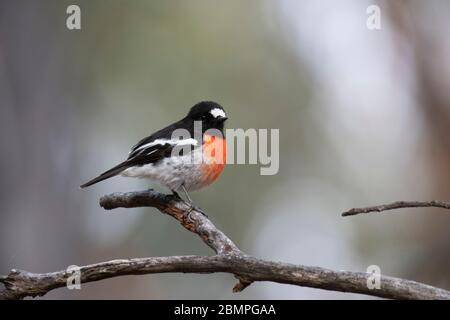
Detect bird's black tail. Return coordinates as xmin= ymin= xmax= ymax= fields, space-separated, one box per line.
xmin=80 ymin=161 xmax=129 ymax=188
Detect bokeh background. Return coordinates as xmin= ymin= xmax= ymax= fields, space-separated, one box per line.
xmin=1 ymin=0 xmax=450 ymax=299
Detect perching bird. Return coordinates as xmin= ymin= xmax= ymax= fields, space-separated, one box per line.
xmin=80 ymin=101 xmax=228 ymax=204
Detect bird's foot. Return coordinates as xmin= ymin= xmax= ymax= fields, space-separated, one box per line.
xmin=176 ymin=185 xmax=208 ymax=220
xmin=183 ymin=203 xmax=208 ymax=222
xmin=171 ymin=190 xmax=181 ymax=200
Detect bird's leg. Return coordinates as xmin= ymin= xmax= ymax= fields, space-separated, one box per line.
xmin=181 ymin=184 xmax=195 ymax=221
xmin=180 ymin=184 xmax=208 ymax=220
xmin=181 ymin=184 xmax=194 ymax=204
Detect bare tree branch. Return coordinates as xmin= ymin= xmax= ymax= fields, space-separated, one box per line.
xmin=2 ymin=254 xmax=450 ymax=300
xmin=99 ymin=190 xmax=241 ymax=255
xmin=342 ymin=200 xmax=450 ymax=217
xmin=1 ymin=189 xmax=450 ymax=300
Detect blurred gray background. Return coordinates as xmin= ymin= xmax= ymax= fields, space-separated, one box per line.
xmin=1 ymin=0 xmax=450 ymax=299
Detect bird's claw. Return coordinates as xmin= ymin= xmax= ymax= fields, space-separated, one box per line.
xmin=183 ymin=204 xmax=208 ymax=222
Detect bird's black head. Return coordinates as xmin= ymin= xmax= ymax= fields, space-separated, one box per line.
xmin=186 ymin=101 xmax=228 ymax=133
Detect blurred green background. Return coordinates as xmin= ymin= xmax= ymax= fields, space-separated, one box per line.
xmin=1 ymin=0 xmax=450 ymax=299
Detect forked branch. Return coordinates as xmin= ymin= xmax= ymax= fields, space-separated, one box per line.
xmin=1 ymin=190 xmax=449 ymax=300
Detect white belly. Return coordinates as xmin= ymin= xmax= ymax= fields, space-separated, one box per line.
xmin=121 ymin=148 xmax=207 ymax=191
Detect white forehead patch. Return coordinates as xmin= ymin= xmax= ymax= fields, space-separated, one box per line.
xmin=210 ymin=108 xmax=226 ymax=119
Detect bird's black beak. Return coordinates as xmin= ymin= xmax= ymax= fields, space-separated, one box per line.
xmin=218 ymin=117 xmax=228 ymax=122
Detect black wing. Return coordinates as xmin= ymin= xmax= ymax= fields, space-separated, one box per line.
xmin=80 ymin=116 xmax=196 ymax=188
xmin=80 ymin=139 xmax=196 ymax=188
xmin=79 ymin=142 xmax=174 ymax=188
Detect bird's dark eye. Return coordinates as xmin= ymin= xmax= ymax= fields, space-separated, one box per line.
xmin=200 ymin=115 xmax=206 ymax=120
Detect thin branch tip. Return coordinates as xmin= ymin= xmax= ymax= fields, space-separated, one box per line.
xmin=342 ymin=200 xmax=450 ymax=217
